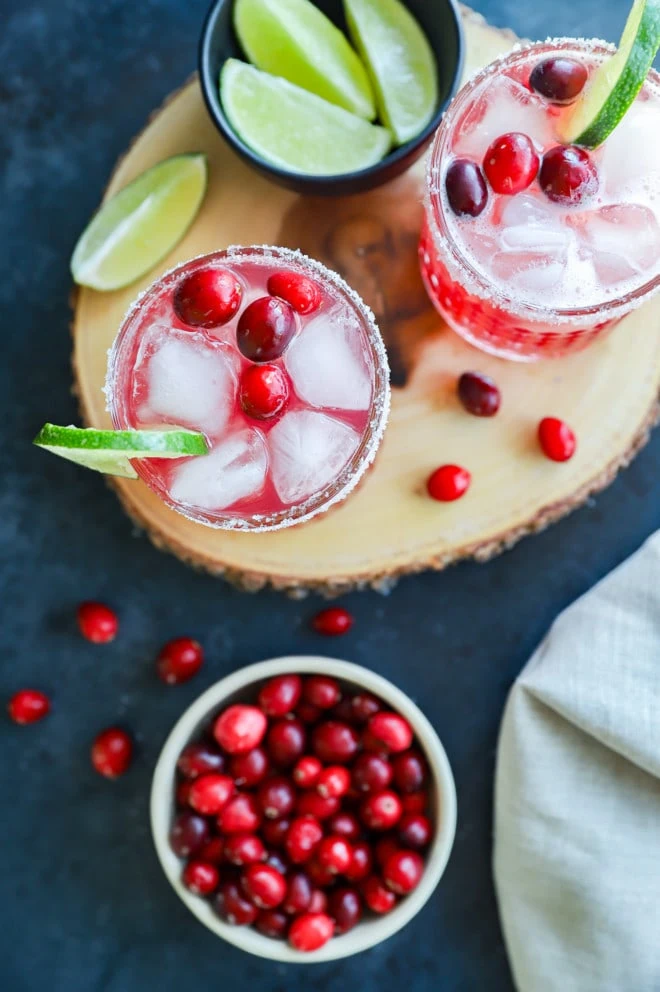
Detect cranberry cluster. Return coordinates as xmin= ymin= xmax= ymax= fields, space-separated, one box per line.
xmin=169 ymin=673 xmax=433 ymax=953
xmin=446 ymin=56 xmax=598 ymax=217
xmin=172 ymin=266 xmax=322 ymax=421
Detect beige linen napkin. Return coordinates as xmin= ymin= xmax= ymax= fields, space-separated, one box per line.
xmin=494 ymin=532 xmax=660 ymax=992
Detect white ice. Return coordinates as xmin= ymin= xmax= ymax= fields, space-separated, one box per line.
xmin=489 ymin=195 xmax=571 ymax=295
xmin=453 ymin=76 xmax=555 ymax=160
xmin=268 ymin=410 xmax=360 ymax=505
xmin=285 ymin=308 xmax=372 ymax=411
xmin=578 ymin=203 xmax=660 ymax=285
xmin=601 ymin=103 xmax=660 ymax=194
xmin=138 ymin=332 xmax=235 ymax=435
xmin=169 ymin=429 xmax=268 ymax=511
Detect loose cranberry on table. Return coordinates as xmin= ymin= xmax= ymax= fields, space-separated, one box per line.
xmin=229 ymin=746 xmax=269 ymax=788
xmin=311 ymin=607 xmax=354 ymax=637
xmin=157 ymin=638 xmax=204 ymax=685
xmin=445 ymin=159 xmax=488 ymax=217
xmin=174 ymin=267 xmax=243 ymax=328
xmin=457 ymin=371 xmax=501 ymax=417
xmin=236 ymin=296 xmax=297 ymax=362
xmin=182 ymin=860 xmax=220 ymax=897
xmin=214 ymin=704 xmax=267 ymax=754
xmin=538 ymin=417 xmax=577 ymax=462
xmin=530 ymin=57 xmax=588 ymax=104
xmin=427 ymin=464 xmax=471 ymax=502
xmin=289 ymin=912 xmax=335 ymax=952
xmin=483 ymin=132 xmax=539 ymax=195
xmin=267 ymin=270 xmax=322 ymax=315
xmin=539 ymin=145 xmax=598 ymax=205
xmin=77 ymin=601 xmax=118 ymax=643
xmin=91 ymin=727 xmax=132 ymax=778
xmin=303 ymin=674 xmax=342 ymax=708
xmin=8 ymin=689 xmax=50 ymax=725
xmin=239 ymin=364 xmax=289 ymax=421
xmin=258 ymin=674 xmax=302 ymax=718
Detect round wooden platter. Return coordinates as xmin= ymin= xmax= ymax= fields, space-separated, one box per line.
xmin=73 ymin=6 xmax=660 ymax=595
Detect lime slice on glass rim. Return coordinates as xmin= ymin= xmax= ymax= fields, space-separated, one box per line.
xmin=344 ymin=0 xmax=438 ymax=145
xmin=561 ymin=0 xmax=660 ymax=147
xmin=220 ymin=59 xmax=392 ymax=175
xmin=33 ymin=425 xmax=208 ymax=479
xmin=71 ymin=154 xmax=207 ymax=291
xmin=233 ymin=0 xmax=375 ymax=120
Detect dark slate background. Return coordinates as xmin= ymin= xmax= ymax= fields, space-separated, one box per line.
xmin=2 ymin=1 xmax=658 ymax=989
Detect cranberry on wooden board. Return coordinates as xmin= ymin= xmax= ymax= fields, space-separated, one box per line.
xmin=392 ymin=750 xmax=427 ymax=793
xmin=229 ymin=747 xmax=269 ymax=788
xmin=215 ymin=880 xmax=258 ymax=925
xmin=530 ymin=57 xmax=588 ymax=104
xmin=293 ymin=755 xmax=322 ymax=788
xmin=177 ymin=742 xmax=225 ymax=779
xmin=427 ymin=464 xmax=471 ymax=502
xmin=539 ymin=145 xmax=598 ymax=205
xmin=241 ymin=863 xmax=286 ymax=909
xmin=311 ymin=721 xmax=360 ymax=764
xmin=538 ymin=417 xmax=577 ymax=461
xmin=360 ymin=790 xmax=403 ymax=831
xmin=240 ymin=364 xmax=289 ymax=421
xmin=383 ymin=850 xmax=424 ymax=894
xmin=258 ymin=777 xmax=296 ymax=819
xmin=256 ymin=909 xmax=289 ymax=939
xmin=213 ymin=705 xmax=267 ymax=754
xmin=328 ymin=887 xmax=363 ymax=933
xmin=157 ymin=638 xmax=203 ymax=685
xmin=303 ymin=675 xmax=342 ymax=708
xmin=91 ymin=727 xmax=132 ymax=778
xmin=445 ymin=159 xmax=488 ymax=217
xmin=286 ymin=816 xmax=323 ymax=864
xmin=174 ymin=267 xmax=242 ymax=328
xmin=362 ymin=876 xmax=397 ymax=914
xmin=344 ymin=842 xmax=373 ymax=882
xmin=367 ymin=712 xmax=413 ymax=753
xmin=77 ymin=602 xmax=118 ymax=643
xmin=311 ymin=607 xmax=354 ymax=637
xmin=352 ymin=752 xmax=393 ymax=794
xmin=457 ymin=371 xmax=501 ymax=417
xmin=289 ymin=912 xmax=335 ymax=952
xmin=267 ymin=270 xmax=322 ymax=315
xmin=182 ymin=860 xmax=219 ymax=896
xmin=483 ymin=132 xmax=539 ymax=195
xmin=169 ymin=812 xmax=210 ymax=859
xmin=188 ymin=773 xmax=234 ymax=815
xmin=218 ymin=793 xmax=262 ymax=834
xmin=258 ymin=674 xmax=302 ymax=717
xmin=237 ymin=296 xmax=296 ymax=362
xmin=7 ymin=689 xmax=50 ymax=724
xmin=224 ymin=833 xmax=266 ymax=866
xmin=296 ymin=791 xmax=340 ymax=820
xmin=267 ymin=718 xmax=306 ymax=767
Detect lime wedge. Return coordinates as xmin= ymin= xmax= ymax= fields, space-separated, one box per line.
xmin=71 ymin=154 xmax=207 ymax=291
xmin=234 ymin=0 xmax=375 ymax=120
xmin=344 ymin=0 xmax=438 ymax=145
xmin=560 ymin=0 xmax=660 ymax=147
xmin=220 ymin=60 xmax=392 ymax=175
xmin=33 ymin=424 xmax=208 ymax=479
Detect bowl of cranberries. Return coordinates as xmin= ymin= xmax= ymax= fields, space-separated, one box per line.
xmin=151 ymin=656 xmax=456 ymax=961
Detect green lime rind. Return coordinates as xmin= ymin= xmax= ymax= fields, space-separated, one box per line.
xmin=233 ymin=0 xmax=376 ymax=120
xmin=71 ymin=153 xmax=208 ymax=292
xmin=33 ymin=424 xmax=209 ymax=479
xmin=344 ymin=0 xmax=438 ymax=146
xmin=562 ymin=0 xmax=660 ymax=147
xmin=220 ymin=59 xmax=392 ymax=176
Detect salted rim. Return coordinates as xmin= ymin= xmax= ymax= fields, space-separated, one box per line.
xmin=425 ymin=38 xmax=660 ymax=326
xmin=105 ymin=245 xmax=391 ymax=532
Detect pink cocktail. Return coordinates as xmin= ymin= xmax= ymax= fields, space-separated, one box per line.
xmin=420 ymin=40 xmax=660 ymax=360
xmin=106 ymin=247 xmax=390 ymax=530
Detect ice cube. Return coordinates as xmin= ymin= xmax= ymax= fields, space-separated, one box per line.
xmin=285 ymin=309 xmax=372 ymax=411
xmin=169 ymin=429 xmax=267 ymax=512
xmin=453 ymin=76 xmax=554 ymax=160
xmin=489 ymin=194 xmax=571 ymax=296
xmin=138 ymin=332 xmax=235 ymax=435
xmin=601 ymin=103 xmax=660 ymax=193
xmin=577 ymin=203 xmax=660 ymax=284
xmin=268 ymin=410 xmax=360 ymax=505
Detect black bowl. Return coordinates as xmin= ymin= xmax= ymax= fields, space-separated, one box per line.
xmin=199 ymin=0 xmax=464 ymax=196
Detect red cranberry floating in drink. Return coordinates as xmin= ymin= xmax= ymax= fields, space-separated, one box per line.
xmin=289 ymin=912 xmax=335 ymax=952
xmin=538 ymin=417 xmax=577 ymax=461
xmin=237 ymin=296 xmax=296 ymax=363
xmin=367 ymin=712 xmax=413 ymax=753
xmin=215 ymin=879 xmax=258 ymax=926
xmin=457 ymin=372 xmax=501 ymax=417
xmin=539 ymin=145 xmax=598 ymax=205
xmin=383 ymin=850 xmax=424 ymax=895
xmin=445 ymin=159 xmax=488 ymax=217
xmin=312 ymin=721 xmax=360 ymax=764
xmin=241 ymin=863 xmax=287 ymax=909
xmin=258 ymin=674 xmax=302 ymax=718
xmin=303 ymin=674 xmax=342 ymax=708
xmin=182 ymin=860 xmax=220 ymax=896
xmin=8 ymin=689 xmax=50 ymax=725
xmin=77 ymin=601 xmax=118 ymax=643
xmin=239 ymin=364 xmax=289 ymax=421
xmin=170 ymin=812 xmax=210 ymax=858
xmin=427 ymin=464 xmax=471 ymax=502
xmin=360 ymin=790 xmax=403 ymax=830
xmin=311 ymin=608 xmax=355 ymax=637
xmin=214 ymin=705 xmax=267 ymax=754
xmin=529 ymin=57 xmax=588 ymax=104
xmin=188 ymin=773 xmax=234 ymax=815
xmin=328 ymin=887 xmax=363 ymax=933
xmin=267 ymin=270 xmax=322 ymax=315
xmin=229 ymin=747 xmax=269 ymax=788
xmin=286 ymin=816 xmax=324 ymax=864
xmin=483 ymin=132 xmax=539 ymax=195
xmin=174 ymin=267 xmax=243 ymax=328
xmin=177 ymin=742 xmax=225 ymax=779
xmin=157 ymin=637 xmax=204 ymax=685
xmin=362 ymin=875 xmax=397 ymax=914
xmin=91 ymin=727 xmax=132 ymax=778
xmin=293 ymin=755 xmax=322 ymax=788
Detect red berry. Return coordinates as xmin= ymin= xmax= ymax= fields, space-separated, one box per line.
xmin=374 ymin=835 xmax=400 ymax=868
xmin=483 ymin=132 xmax=539 ymax=195
xmin=198 ymin=837 xmax=225 ymax=865
xmin=265 ymin=850 xmax=289 ymax=876
xmin=367 ymin=712 xmax=413 ymax=753
xmin=236 ymin=296 xmax=296 ymax=362
xmin=360 ymin=790 xmax=403 ymax=831
xmin=303 ymin=674 xmax=342 ymax=708
xmin=188 ymin=773 xmax=234 ymax=815
xmin=296 ymin=791 xmax=340 ymax=820
xmin=296 ymin=701 xmax=322 ymax=724
xmin=383 ymin=850 xmax=424 ymax=895
xmin=267 ymin=270 xmax=322 ymax=315
xmin=328 ymin=887 xmax=363 ymax=934
xmin=539 ymin=145 xmax=598 ymax=205
xmin=286 ymin=816 xmax=323 ymax=864
xmin=538 ymin=417 xmax=577 ymax=462
xmin=77 ymin=602 xmax=118 ymax=643
xmin=427 ymin=464 xmax=471 ymax=502
xmin=8 ymin=689 xmax=50 ymax=725
xmin=289 ymin=912 xmax=334 ymax=952
xmin=239 ymin=364 xmax=289 ymax=421
xmin=352 ymin=752 xmax=393 ymax=794
xmin=392 ymin=751 xmax=427 ymax=793
xmin=306 ymin=855 xmax=337 ymax=888
xmin=229 ymin=746 xmax=269 ymax=788
xmin=308 ymin=889 xmax=328 ymax=913
xmin=213 ymin=705 xmax=267 ymax=754
xmin=215 ymin=879 xmax=258 ymax=925
xmin=350 ymin=692 xmax=381 ymax=724
xmin=256 ymin=908 xmax=289 ymax=938
xmin=174 ymin=267 xmax=242 ymax=328
xmin=241 ymin=863 xmax=286 ymax=909
xmin=258 ymin=776 xmax=297 ymax=819
xmin=445 ymin=159 xmax=488 ymax=217
xmin=169 ymin=812 xmax=210 ymax=858
xmin=362 ymin=876 xmax=397 ymax=914
xmin=312 ymin=721 xmax=360 ymax=764
xmin=311 ymin=608 xmax=354 ymax=637
xmin=332 ymin=696 xmax=356 ymax=722
xmin=398 ymin=813 xmax=433 ymax=849
xmin=182 ymin=860 xmax=219 ymax=896
xmin=317 ymin=765 xmax=350 ymax=799
xmin=402 ymin=791 xmax=428 ymax=815
xmin=530 ymin=57 xmax=588 ymax=104
xmin=91 ymin=727 xmax=132 ymax=778
xmin=328 ymin=811 xmax=361 ymax=843
xmin=157 ymin=638 xmax=203 ymax=685
xmin=266 ymin=718 xmax=306 ymax=767
xmin=262 ymin=817 xmax=291 ymax=848
xmin=223 ymin=833 xmax=266 ymax=866
xmin=258 ymin=674 xmax=302 ymax=717
xmin=177 ymin=742 xmax=225 ymax=779
xmin=457 ymin=371 xmax=501 ymax=417
xmin=282 ymin=871 xmax=313 ymax=914
xmin=344 ymin=841 xmax=373 ymax=882
xmin=293 ymin=755 xmax=322 ymax=788
xmin=217 ymin=792 xmax=262 ymax=834
xmin=316 ymin=836 xmax=352 ymax=875
xmin=176 ymin=780 xmax=192 ymax=808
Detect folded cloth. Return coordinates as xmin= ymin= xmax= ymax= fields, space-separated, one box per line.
xmin=494 ymin=532 xmax=660 ymax=992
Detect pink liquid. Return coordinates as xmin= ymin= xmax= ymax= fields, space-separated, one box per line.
xmin=106 ymin=247 xmax=390 ymax=531
xmin=421 ymin=40 xmax=660 ymax=360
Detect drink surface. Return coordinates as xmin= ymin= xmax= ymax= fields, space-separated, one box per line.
xmin=106 ymin=248 xmax=388 ymax=530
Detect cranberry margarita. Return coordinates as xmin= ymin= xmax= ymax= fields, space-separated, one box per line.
xmin=106 ymin=247 xmax=389 ymax=530
xmin=420 ymin=40 xmax=660 ymax=360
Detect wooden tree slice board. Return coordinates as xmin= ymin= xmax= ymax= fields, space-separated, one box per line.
xmin=73 ymin=6 xmax=660 ymax=595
